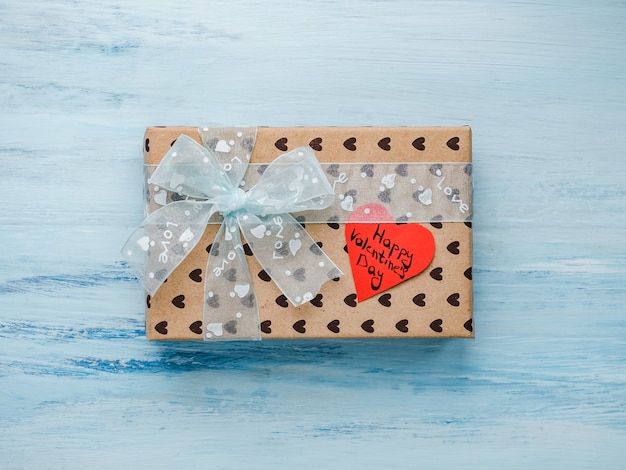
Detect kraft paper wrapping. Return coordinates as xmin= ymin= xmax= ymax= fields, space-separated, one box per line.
xmin=141 ymin=126 xmax=473 ymax=340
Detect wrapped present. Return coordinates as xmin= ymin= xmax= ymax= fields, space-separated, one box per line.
xmin=123 ymin=126 xmax=473 ymax=340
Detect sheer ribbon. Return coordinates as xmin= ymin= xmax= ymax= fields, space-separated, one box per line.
xmin=123 ymin=128 xmax=342 ymax=340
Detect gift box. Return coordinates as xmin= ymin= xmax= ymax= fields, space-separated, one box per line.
xmin=125 ymin=126 xmax=473 ymax=340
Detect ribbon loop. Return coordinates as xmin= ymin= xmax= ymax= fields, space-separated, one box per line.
xmin=244 ymin=147 xmax=336 ymax=215
xmin=149 ymin=134 xmax=232 ymax=200
xmin=123 ymin=200 xmax=214 ymax=296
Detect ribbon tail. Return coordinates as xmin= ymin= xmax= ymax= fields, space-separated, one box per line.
xmin=203 ymin=216 xmax=261 ymax=341
xmin=121 ymin=201 xmax=214 ymax=295
xmin=239 ymin=213 xmax=343 ymax=307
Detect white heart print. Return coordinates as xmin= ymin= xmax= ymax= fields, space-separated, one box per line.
xmin=249 ymin=224 xmax=267 ymax=239
xmin=381 ymin=173 xmax=396 ymax=189
xmin=418 ymin=188 xmax=433 ymax=205
xmin=340 ymin=195 xmax=354 ymax=212
xmin=289 ymin=238 xmax=302 ymax=256
xmin=154 ymin=190 xmax=167 ymax=206
xmin=178 ymin=228 xmax=194 ymax=243
xmin=215 ymin=140 xmax=231 ymax=153
xmin=206 ymin=323 xmax=224 ymax=337
xmin=234 ymin=284 xmax=250 ymax=298
xmin=136 ymin=236 xmax=151 ymax=251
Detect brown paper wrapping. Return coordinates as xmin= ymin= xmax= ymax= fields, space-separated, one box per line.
xmin=142 ymin=126 xmax=473 ymax=340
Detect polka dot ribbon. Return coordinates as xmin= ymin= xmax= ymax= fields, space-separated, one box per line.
xmin=122 ymin=128 xmax=342 ymax=340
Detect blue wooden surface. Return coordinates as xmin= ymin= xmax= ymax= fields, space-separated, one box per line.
xmin=1 ymin=1 xmax=625 ymax=468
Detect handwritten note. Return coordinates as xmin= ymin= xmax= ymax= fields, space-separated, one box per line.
xmin=345 ymin=204 xmax=435 ymax=302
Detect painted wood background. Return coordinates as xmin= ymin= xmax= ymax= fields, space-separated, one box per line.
xmin=1 ymin=0 xmax=625 ymax=468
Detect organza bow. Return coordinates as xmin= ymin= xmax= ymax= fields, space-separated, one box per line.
xmin=122 ymin=130 xmax=342 ymax=340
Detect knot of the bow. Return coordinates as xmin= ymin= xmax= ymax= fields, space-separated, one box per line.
xmin=215 ymin=187 xmax=248 ymax=217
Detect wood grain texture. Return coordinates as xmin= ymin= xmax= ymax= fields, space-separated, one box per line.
xmin=1 ymin=0 xmax=625 ymax=468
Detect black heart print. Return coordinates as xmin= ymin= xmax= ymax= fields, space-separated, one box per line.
xmin=361 ymin=319 xmax=375 ymax=333
xmin=275 ymin=294 xmax=289 ymax=308
xmin=309 ymin=137 xmax=323 ymax=151
xmin=395 ymin=319 xmax=409 ymax=333
xmin=430 ymin=319 xmax=443 ymax=333
xmin=275 ymin=137 xmax=288 ymax=151
xmin=155 ymin=321 xmax=168 ymax=335
xmin=310 ymin=294 xmax=323 ymax=307
xmin=293 ymin=319 xmax=306 ymax=334
xmin=446 ymin=137 xmax=460 ymax=150
xmin=261 ymin=320 xmax=272 ymax=334
xmin=327 ymin=320 xmax=340 ymax=333
xmin=343 ymin=137 xmax=357 ymax=151
xmin=430 ymin=267 xmax=443 ymax=281
xmin=189 ymin=268 xmax=202 ymax=282
xmin=412 ymin=137 xmax=425 ymax=151
xmin=378 ymin=293 xmax=391 ymax=307
xmin=447 ymin=241 xmax=460 ymax=255
xmin=172 ymin=295 xmax=185 ymax=309
xmin=378 ymin=137 xmax=391 ymax=151
xmin=412 ymin=293 xmax=426 ymax=307
xmin=189 ymin=321 xmax=202 ymax=335
xmin=344 ymin=293 xmax=357 ymax=307
xmin=447 ymin=293 xmax=460 ymax=307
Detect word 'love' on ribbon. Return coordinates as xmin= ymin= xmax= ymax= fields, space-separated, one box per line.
xmin=122 ymin=128 xmax=343 ymax=340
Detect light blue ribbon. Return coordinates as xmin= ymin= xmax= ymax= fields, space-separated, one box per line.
xmin=122 ymin=129 xmax=342 ymax=340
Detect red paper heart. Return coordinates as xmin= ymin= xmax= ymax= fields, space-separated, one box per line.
xmin=345 ymin=204 xmax=435 ymax=302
